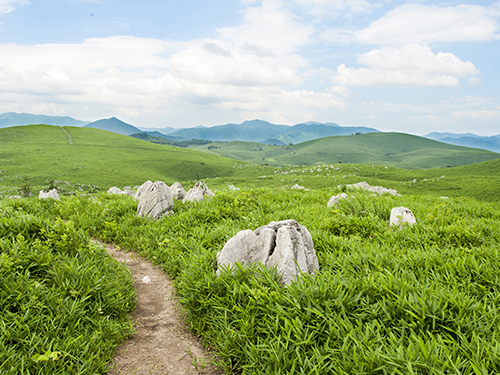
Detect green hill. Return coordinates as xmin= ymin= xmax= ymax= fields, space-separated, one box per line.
xmin=188 ymin=132 xmax=500 ymax=169
xmin=0 ymin=125 xmax=251 ymax=194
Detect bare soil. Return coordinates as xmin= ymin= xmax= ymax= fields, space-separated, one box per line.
xmin=100 ymin=241 xmax=222 ymax=375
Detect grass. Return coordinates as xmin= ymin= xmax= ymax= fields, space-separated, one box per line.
xmin=0 ymin=198 xmax=135 ymax=374
xmin=187 ymin=132 xmax=499 ymax=169
xmin=6 ymin=187 xmax=494 ymax=374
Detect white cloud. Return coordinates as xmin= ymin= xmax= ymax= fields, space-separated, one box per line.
xmin=357 ymin=3 xmax=500 ymax=45
xmin=0 ymin=0 xmax=30 ymax=14
xmin=332 ymin=44 xmax=479 ymax=87
xmin=289 ymin=0 xmax=374 ymax=18
xmin=217 ymin=0 xmax=314 ymax=55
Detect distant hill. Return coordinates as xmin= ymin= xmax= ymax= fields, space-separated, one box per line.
xmin=0 ymin=112 xmax=88 ymax=128
xmin=188 ymin=132 xmax=500 ymax=169
xmin=138 ymin=126 xmax=179 ymax=135
xmin=84 ymin=117 xmax=142 ymax=136
xmin=424 ymin=132 xmax=500 ymax=153
xmin=167 ymin=119 xmax=379 ymax=143
xmin=265 ymin=121 xmax=379 ymax=145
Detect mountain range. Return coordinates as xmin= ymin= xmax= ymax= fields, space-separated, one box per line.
xmin=424 ymin=132 xmax=500 ymax=153
xmin=0 ymin=112 xmax=87 ymax=128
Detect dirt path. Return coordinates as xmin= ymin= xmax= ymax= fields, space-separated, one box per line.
xmin=60 ymin=126 xmax=73 ymax=144
xmin=99 ymin=241 xmax=222 ymax=375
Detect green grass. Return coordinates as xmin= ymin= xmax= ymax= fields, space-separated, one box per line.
xmin=0 ymin=198 xmax=135 ymax=374
xmin=0 ymin=125 xmax=252 ymax=194
xmin=31 ymin=188 xmax=499 ymax=374
xmin=187 ymin=133 xmax=499 ymax=169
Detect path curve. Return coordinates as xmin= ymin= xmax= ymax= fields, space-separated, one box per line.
xmin=60 ymin=126 xmax=73 ymax=145
xmin=97 ymin=241 xmax=221 ymax=375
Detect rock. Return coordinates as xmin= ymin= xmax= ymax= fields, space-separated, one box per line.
xmin=141 ymin=275 xmax=151 ymax=284
xmin=291 ymin=184 xmax=305 ymax=190
xmin=339 ymin=181 xmax=400 ymax=196
xmin=122 ymin=186 xmax=135 ymax=197
xmin=38 ymin=189 xmax=60 ymax=200
xmin=134 ymin=180 xmax=153 ymax=201
xmin=390 ymin=207 xmax=417 ymax=227
xmin=216 ymin=220 xmax=319 ymax=286
xmin=137 ymin=181 xmax=174 ymax=220
xmin=107 ymin=186 xmax=123 ymax=195
xmin=228 ymin=184 xmax=239 ymax=191
xmin=170 ymin=182 xmax=187 ymax=200
xmin=183 ymin=181 xmax=214 ymax=203
xmin=327 ymin=192 xmax=349 ymax=207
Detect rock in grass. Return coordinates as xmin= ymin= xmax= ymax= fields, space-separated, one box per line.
xmin=137 ymin=181 xmax=174 ymax=220
xmin=183 ymin=181 xmax=214 ymax=203
xmin=216 ymin=220 xmax=319 ymax=286
xmin=327 ymin=192 xmax=349 ymax=207
xmin=134 ymin=180 xmax=153 ymax=201
xmin=340 ymin=181 xmax=400 ymax=196
xmin=39 ymin=189 xmax=60 ymax=200
xmin=107 ymin=186 xmax=123 ymax=195
xmin=170 ymin=182 xmax=187 ymax=200
xmin=390 ymin=207 xmax=416 ymax=227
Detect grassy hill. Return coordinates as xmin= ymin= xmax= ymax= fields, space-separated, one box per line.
xmin=0 ymin=125 xmax=255 ymax=194
xmin=188 ymin=132 xmax=500 ymax=169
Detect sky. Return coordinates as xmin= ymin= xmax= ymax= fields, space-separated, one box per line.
xmin=0 ymin=0 xmax=499 ymax=135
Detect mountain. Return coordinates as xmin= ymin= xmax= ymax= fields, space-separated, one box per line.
xmin=265 ymin=122 xmax=379 ymax=145
xmin=0 ymin=112 xmax=88 ymax=128
xmin=167 ymin=119 xmax=379 ymax=143
xmin=84 ymin=117 xmax=143 ymax=136
xmin=138 ymin=126 xmax=179 ymax=134
xmin=167 ymin=120 xmax=290 ymax=142
xmin=187 ymin=132 xmax=500 ymax=169
xmin=424 ymin=132 xmax=500 ymax=153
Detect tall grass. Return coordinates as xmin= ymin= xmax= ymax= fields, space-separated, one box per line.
xmin=47 ymin=188 xmax=500 ymax=374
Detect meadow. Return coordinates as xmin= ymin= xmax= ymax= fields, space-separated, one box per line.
xmin=1 ymin=185 xmax=500 ymax=374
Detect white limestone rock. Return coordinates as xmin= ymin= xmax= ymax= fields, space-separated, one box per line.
xmin=183 ymin=181 xmax=214 ymax=203
xmin=137 ymin=181 xmax=174 ymax=220
xmin=327 ymin=192 xmax=349 ymax=207
xmin=39 ymin=189 xmax=60 ymax=200
xmin=107 ymin=186 xmax=123 ymax=195
xmin=216 ymin=220 xmax=319 ymax=286
xmin=390 ymin=207 xmax=417 ymax=228
xmin=339 ymin=181 xmax=400 ymax=196
xmin=170 ymin=182 xmax=187 ymax=200
xmin=134 ymin=180 xmax=153 ymax=201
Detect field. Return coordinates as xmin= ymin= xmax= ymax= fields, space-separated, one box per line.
xmin=187 ymin=133 xmax=500 ymax=169
xmin=1 ymin=187 xmax=499 ymax=374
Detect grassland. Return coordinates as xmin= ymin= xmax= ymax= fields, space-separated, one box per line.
xmin=3 ymin=187 xmax=498 ymax=374
xmin=187 ymin=132 xmax=499 ymax=169
xmin=0 ymin=125 xmax=250 ymax=194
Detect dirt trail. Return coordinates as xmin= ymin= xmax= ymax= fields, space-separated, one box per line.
xmin=99 ymin=241 xmax=222 ymax=375
xmin=60 ymin=126 xmax=73 ymax=145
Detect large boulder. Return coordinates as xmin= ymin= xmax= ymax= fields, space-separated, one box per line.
xmin=134 ymin=180 xmax=153 ymax=201
xmin=137 ymin=181 xmax=174 ymax=220
xmin=390 ymin=207 xmax=417 ymax=227
xmin=170 ymin=182 xmax=187 ymax=200
xmin=216 ymin=220 xmax=319 ymax=285
xmin=340 ymin=182 xmax=400 ymax=196
xmin=39 ymin=189 xmax=60 ymax=200
xmin=183 ymin=181 xmax=214 ymax=203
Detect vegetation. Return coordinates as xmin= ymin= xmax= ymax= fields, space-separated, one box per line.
xmin=0 ymin=198 xmax=135 ymax=374
xmin=186 ymin=133 xmax=499 ymax=169
xmin=2 ymin=186 xmax=498 ymax=374
xmin=129 ymin=132 xmax=212 ymax=147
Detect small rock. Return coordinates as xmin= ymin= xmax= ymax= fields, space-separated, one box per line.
xmin=390 ymin=207 xmax=417 ymax=228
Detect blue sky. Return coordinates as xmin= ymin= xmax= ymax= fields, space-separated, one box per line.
xmin=0 ymin=0 xmax=499 ymax=135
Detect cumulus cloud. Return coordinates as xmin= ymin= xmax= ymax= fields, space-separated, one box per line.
xmin=358 ymin=3 xmax=500 ymax=45
xmin=0 ymin=0 xmax=30 ymax=14
xmin=289 ymin=0 xmax=374 ymax=18
xmin=332 ymin=44 xmax=479 ymax=87
xmin=0 ymin=0 xmax=344 ymax=125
